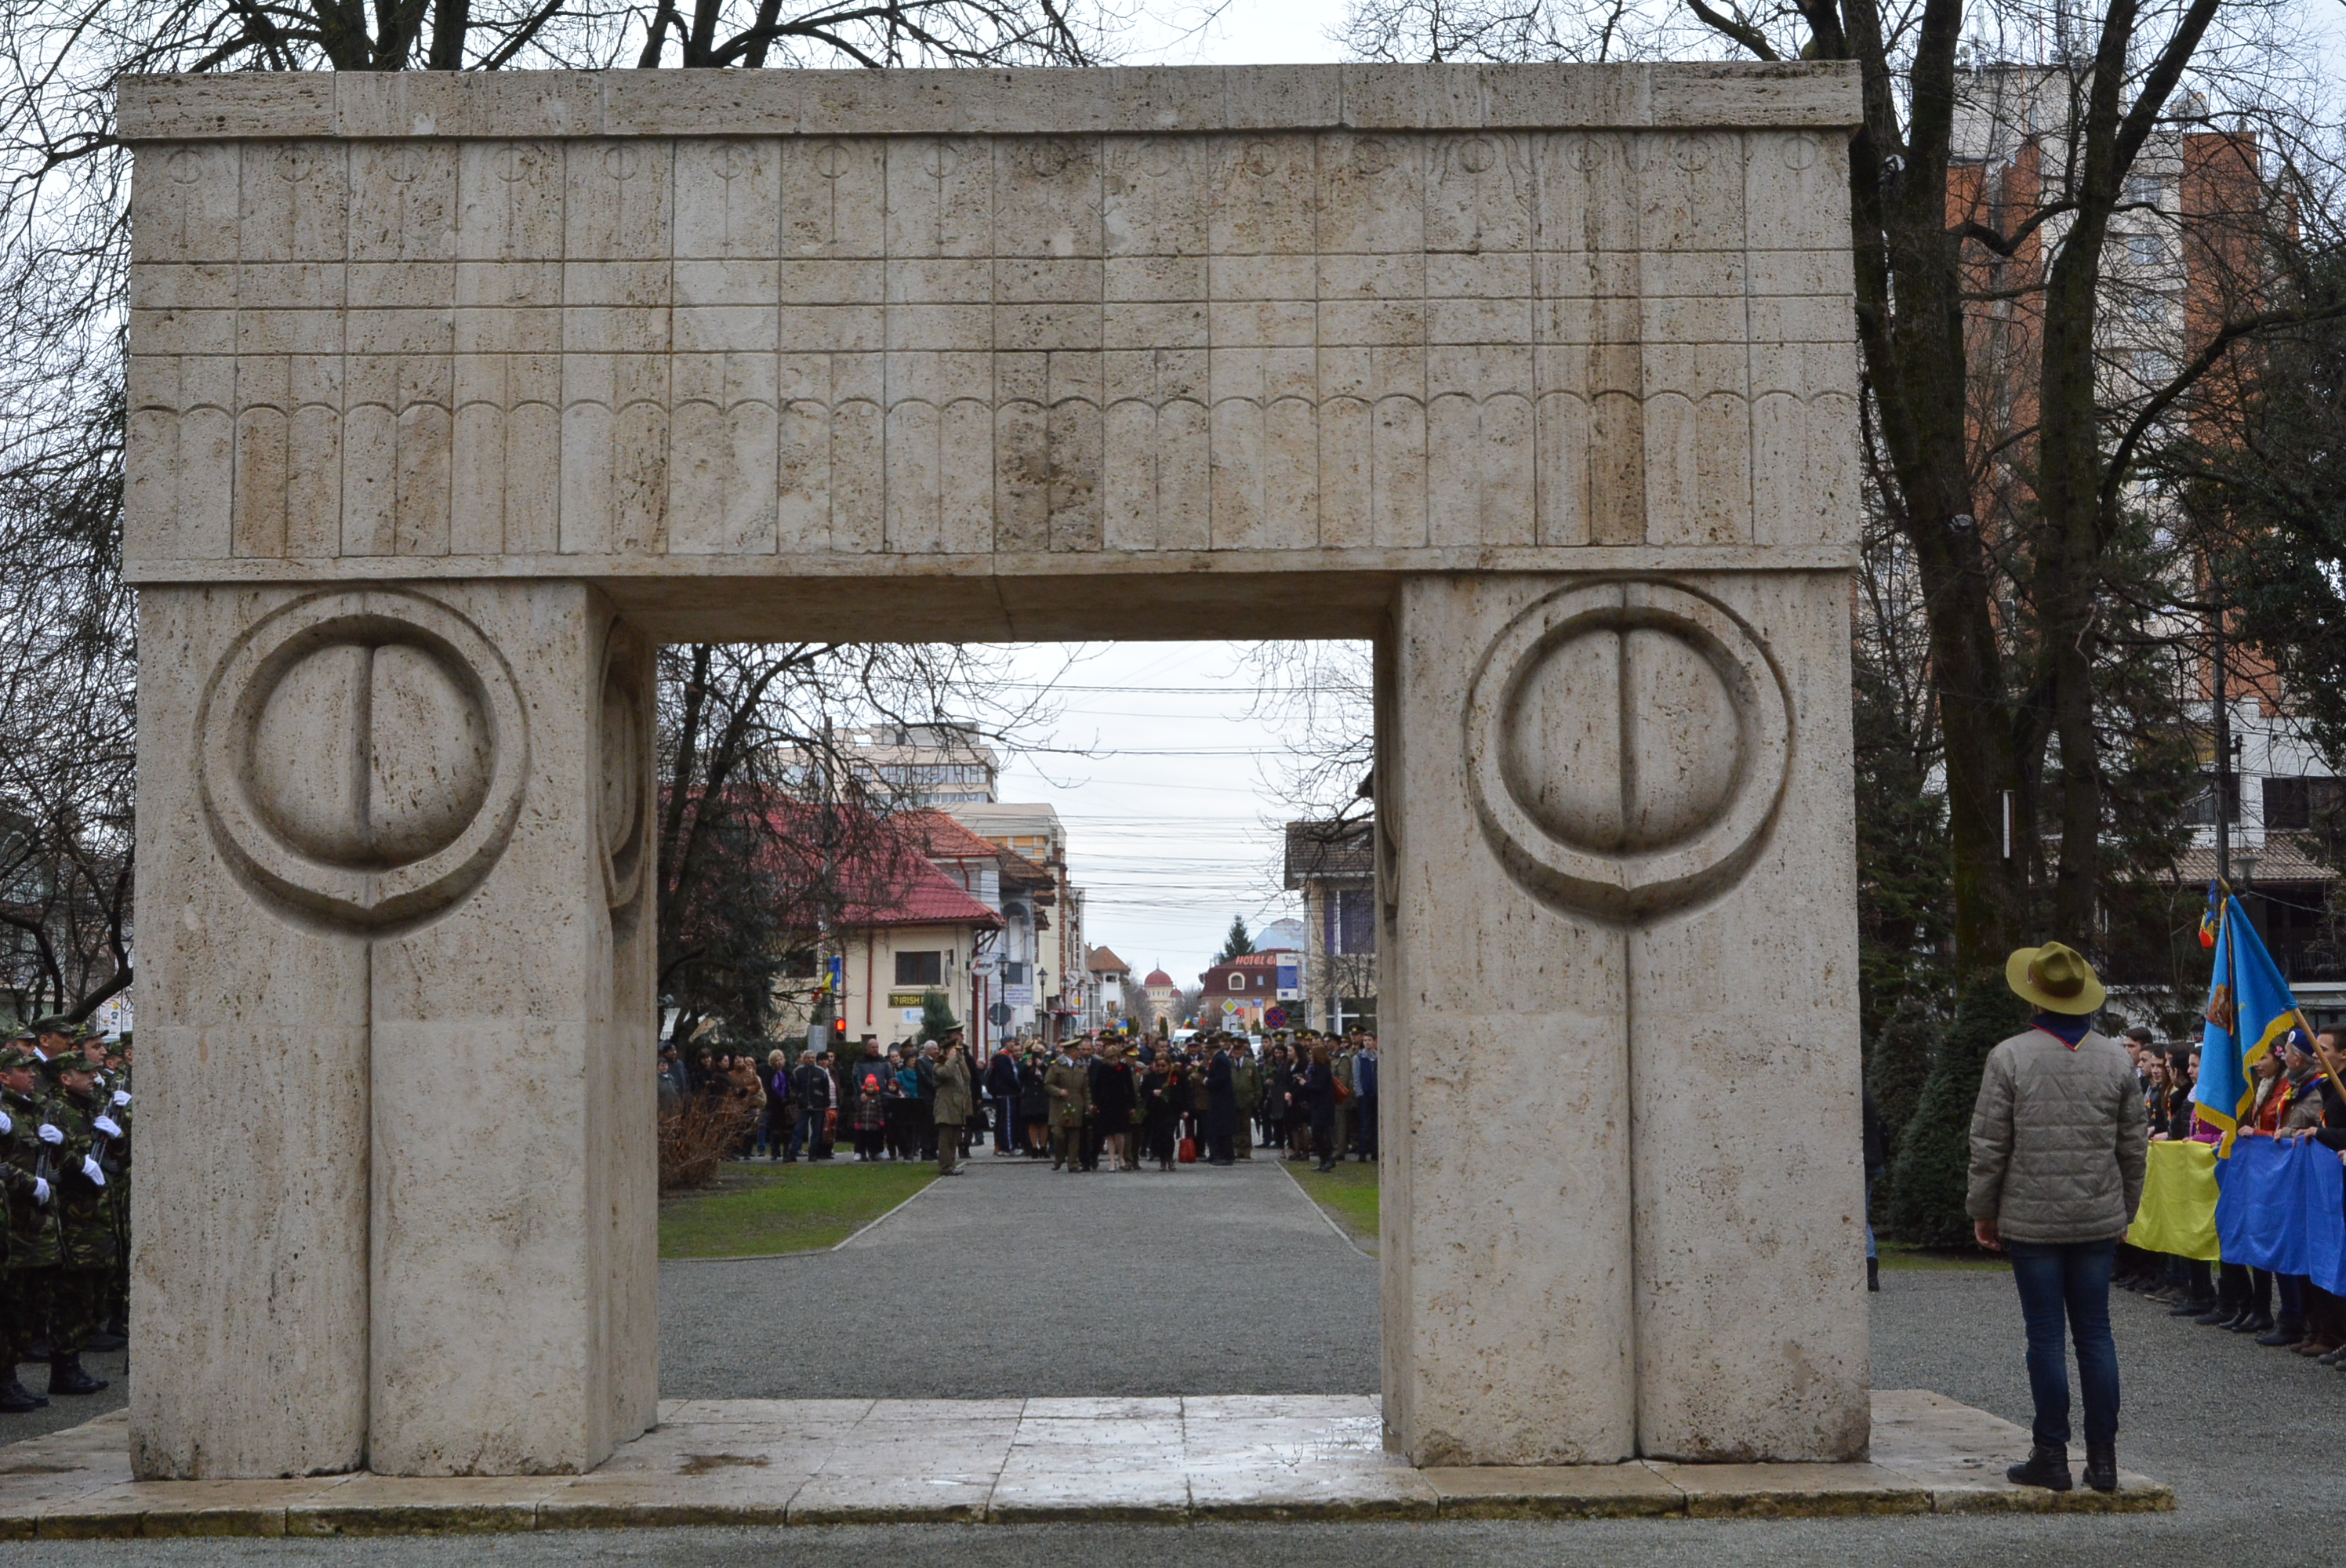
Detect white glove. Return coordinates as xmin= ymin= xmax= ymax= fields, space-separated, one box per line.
xmin=0 ymin=1109 xmax=10 ymax=1134
xmin=38 ymin=1123 xmax=62 ymax=1145
xmin=93 ymin=1115 xmax=121 ymax=1138
xmin=112 ymin=1090 xmax=130 ymax=1108
xmin=31 ymin=1177 xmax=48 ymax=1203
xmin=81 ymin=1155 xmax=104 ymax=1185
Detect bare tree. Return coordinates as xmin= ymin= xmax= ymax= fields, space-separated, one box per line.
xmin=1339 ymin=0 xmax=2346 ymax=991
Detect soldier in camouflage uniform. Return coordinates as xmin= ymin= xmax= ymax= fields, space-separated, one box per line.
xmin=93 ymin=1041 xmax=130 ymax=1349
xmin=34 ymin=1049 xmax=117 ymax=1395
xmin=0 ymin=1044 xmax=61 ymax=1411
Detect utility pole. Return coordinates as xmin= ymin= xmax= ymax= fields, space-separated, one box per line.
xmin=2213 ymin=614 xmax=2233 ymax=891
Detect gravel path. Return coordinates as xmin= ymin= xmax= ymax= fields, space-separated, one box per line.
xmin=658 ymin=1156 xmax=1381 ymax=1399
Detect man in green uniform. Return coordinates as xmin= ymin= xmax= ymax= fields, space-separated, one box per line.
xmin=1230 ymin=1041 xmax=1260 ymax=1161
xmin=35 ymin=1050 xmax=117 ymax=1395
xmin=0 ymin=1044 xmax=61 ymax=1410
xmin=85 ymin=1040 xmax=130 ymax=1352
xmin=1044 ymin=1046 xmax=1091 ymax=1173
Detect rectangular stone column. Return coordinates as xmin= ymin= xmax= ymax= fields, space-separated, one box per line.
xmin=129 ymin=579 xmax=657 ymax=1479
xmin=1379 ymin=570 xmax=1865 ymax=1466
xmin=1626 ymin=571 xmax=1868 ymax=1461
xmin=366 ymin=583 xmax=659 ymax=1475
xmin=1378 ymin=579 xmax=1637 ymax=1467
xmin=133 ymin=586 xmax=372 ymax=1479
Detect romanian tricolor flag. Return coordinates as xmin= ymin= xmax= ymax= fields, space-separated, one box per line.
xmin=2192 ymin=894 xmax=2304 ymax=1155
xmin=2199 ymin=881 xmax=2221 ymax=949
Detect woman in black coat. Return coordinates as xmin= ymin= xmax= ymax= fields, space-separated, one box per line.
xmin=1302 ymin=1044 xmax=1339 ymax=1172
xmin=1140 ymin=1058 xmax=1182 ymax=1170
xmin=1017 ymin=1048 xmax=1051 ymax=1156
xmin=1091 ymin=1046 xmax=1141 ymax=1170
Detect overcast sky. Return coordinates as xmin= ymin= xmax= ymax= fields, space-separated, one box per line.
xmin=971 ymin=2 xmax=1359 ymax=988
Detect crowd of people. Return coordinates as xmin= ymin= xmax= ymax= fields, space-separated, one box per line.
xmin=659 ymin=1026 xmax=1381 ymax=1176
xmin=2111 ymin=1019 xmax=2346 ymax=1358
xmin=0 ymin=1022 xmax=133 ymax=1415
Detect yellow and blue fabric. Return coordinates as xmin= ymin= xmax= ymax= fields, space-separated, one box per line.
xmin=2213 ymin=1136 xmax=2346 ymax=1295
xmin=2192 ymin=894 xmax=2301 ymax=1152
xmin=2199 ymin=881 xmax=2221 ymax=950
xmin=2126 ymin=1140 xmax=2221 ymax=1261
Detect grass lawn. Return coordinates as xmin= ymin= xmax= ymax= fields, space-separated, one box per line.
xmin=659 ymin=1160 xmax=936 ymax=1259
xmin=1285 ymin=1158 xmax=1380 ymax=1253
xmin=1876 ymin=1242 xmax=2006 ymax=1272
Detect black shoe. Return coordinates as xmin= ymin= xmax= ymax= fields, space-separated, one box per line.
xmin=47 ymin=1356 xmax=107 ymax=1396
xmin=2006 ymin=1444 xmax=2072 ymax=1492
xmin=2201 ymin=1302 xmax=2243 ymax=1327
xmin=1868 ymin=1257 xmax=1881 ymax=1293
xmin=2257 ymin=1315 xmax=2306 ymax=1347
xmin=24 ymin=1338 xmax=48 ymax=1360
xmin=0 ymin=1377 xmax=45 ymax=1413
xmin=2083 ymin=1443 xmax=2117 ymax=1494
xmin=2169 ymin=1295 xmax=2215 ymax=1316
xmin=2232 ymin=1310 xmax=2275 ymax=1334
xmin=82 ymin=1330 xmax=127 ymax=1352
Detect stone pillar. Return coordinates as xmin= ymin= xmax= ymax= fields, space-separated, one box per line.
xmin=1378 ymin=571 xmax=1866 ymax=1466
xmin=130 ymin=580 xmax=657 ymax=1479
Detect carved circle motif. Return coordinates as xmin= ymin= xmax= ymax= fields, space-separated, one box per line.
xmin=1138 ymin=139 xmax=1178 ymax=178
xmin=382 ymin=146 xmax=420 ymax=183
xmin=273 ymin=147 xmax=314 ymax=184
xmin=1242 ymin=140 xmax=1279 ymax=178
xmin=921 ymin=140 xmax=961 ymax=180
xmin=198 ymin=590 xmax=529 ymax=933
xmin=596 ymin=630 xmax=649 ymax=911
xmin=1028 ymin=140 xmax=1073 ymax=179
xmin=603 ymin=143 xmax=642 ymax=182
xmin=1353 ymin=138 xmax=1393 ymax=176
xmin=166 ymin=148 xmax=203 ymax=184
xmin=1458 ymin=136 xmax=1497 ymax=174
xmin=815 ymin=141 xmax=849 ymax=180
xmin=1783 ymin=134 xmax=1820 ymax=171
xmin=1465 ymin=580 xmax=1792 ymax=924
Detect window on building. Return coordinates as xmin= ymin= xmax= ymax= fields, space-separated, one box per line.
xmin=2124 ymin=175 xmax=2163 ymax=208
xmin=1229 ymin=974 xmax=1245 ymax=991
xmin=2126 ymin=292 xmax=2166 ymax=323
xmin=2130 ymin=348 xmax=2176 ymax=385
xmin=895 ymin=950 xmax=944 ymax=985
xmin=1003 ymin=960 xmax=1028 ymax=984
xmin=2126 ymin=233 xmax=2167 ymax=267
xmin=2187 ymin=773 xmax=2242 ymax=826
xmin=1328 ymin=888 xmax=1378 ymax=955
xmin=2264 ymin=776 xmax=2346 ymax=831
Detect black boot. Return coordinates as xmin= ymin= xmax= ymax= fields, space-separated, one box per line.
xmin=2202 ymin=1301 xmax=2245 ymax=1328
xmin=2006 ymin=1444 xmax=2072 ymax=1492
xmin=47 ymin=1355 xmax=108 ymax=1396
xmin=83 ymin=1328 xmax=128 ymax=1352
xmin=2232 ymin=1310 xmax=2275 ymax=1335
xmin=0 ymin=1375 xmax=46 ymax=1413
xmin=1868 ymin=1257 xmax=1881 ymax=1293
xmin=2168 ymin=1294 xmax=2216 ymax=1316
xmin=2257 ymin=1314 xmax=2306 ymax=1348
xmin=2083 ymin=1443 xmax=2117 ymax=1494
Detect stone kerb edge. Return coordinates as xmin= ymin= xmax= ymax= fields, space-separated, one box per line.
xmin=116 ymin=63 xmax=1862 ymax=144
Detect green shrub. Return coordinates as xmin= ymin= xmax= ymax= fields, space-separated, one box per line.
xmin=1865 ymin=997 xmax=1941 ymax=1170
xmin=1885 ymin=979 xmax=2028 ymax=1245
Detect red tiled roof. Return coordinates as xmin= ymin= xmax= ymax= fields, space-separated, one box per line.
xmin=837 ymin=851 xmax=1004 ymax=930
xmin=899 ymin=808 xmax=1008 ymax=863
xmin=1089 ymin=946 xmax=1131 ymax=975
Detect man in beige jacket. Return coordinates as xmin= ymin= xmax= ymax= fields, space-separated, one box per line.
xmin=1967 ymin=941 xmax=2147 ymax=1497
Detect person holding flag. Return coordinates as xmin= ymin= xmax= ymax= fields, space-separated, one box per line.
xmin=1966 ymin=942 xmax=2147 ymax=1495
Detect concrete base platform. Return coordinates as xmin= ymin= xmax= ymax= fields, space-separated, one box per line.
xmin=0 ymin=1391 xmax=2168 ymax=1537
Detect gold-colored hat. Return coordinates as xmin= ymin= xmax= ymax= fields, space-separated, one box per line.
xmin=2005 ymin=942 xmax=2106 ymax=1015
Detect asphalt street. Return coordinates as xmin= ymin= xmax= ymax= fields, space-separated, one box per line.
xmin=660 ymin=1155 xmax=1380 ymax=1397
xmin=16 ymin=1170 xmax=2346 ymax=1563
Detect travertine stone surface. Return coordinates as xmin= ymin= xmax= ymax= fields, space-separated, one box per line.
xmin=132 ymin=582 xmax=656 ymax=1479
xmin=118 ymin=64 xmax=1861 ymax=618
xmin=1382 ymin=572 xmax=1864 ymax=1465
xmin=125 ymin=64 xmax=1867 ymax=1479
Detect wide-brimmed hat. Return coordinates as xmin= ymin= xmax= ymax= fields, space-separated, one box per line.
xmin=2006 ymin=942 xmax=2106 ymax=1015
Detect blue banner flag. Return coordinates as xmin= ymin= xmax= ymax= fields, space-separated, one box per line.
xmin=2192 ymin=894 xmax=2305 ymax=1153
xmin=2213 ymin=1136 xmax=2346 ymax=1295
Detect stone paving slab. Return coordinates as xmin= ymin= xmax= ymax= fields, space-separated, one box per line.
xmin=0 ymin=1393 xmax=2171 ymax=1536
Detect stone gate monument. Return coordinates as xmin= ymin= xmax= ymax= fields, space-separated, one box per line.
xmin=120 ymin=62 xmax=1868 ymax=1479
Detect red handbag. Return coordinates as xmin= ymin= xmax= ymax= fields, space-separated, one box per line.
xmin=1178 ymin=1136 xmax=1199 ymax=1163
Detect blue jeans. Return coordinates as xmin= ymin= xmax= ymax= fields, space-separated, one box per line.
xmin=788 ymin=1107 xmax=823 ymax=1158
xmin=2005 ymin=1238 xmax=2119 ymax=1450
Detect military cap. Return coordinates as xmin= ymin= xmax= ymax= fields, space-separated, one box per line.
xmin=42 ymin=1050 xmax=98 ymax=1074
xmin=0 ymin=1046 xmax=37 ymax=1071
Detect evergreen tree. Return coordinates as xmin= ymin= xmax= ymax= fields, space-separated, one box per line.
xmin=917 ymin=990 xmax=958 ymax=1044
xmin=1886 ymin=980 xmax=2028 ymax=1246
xmin=1215 ymin=916 xmax=1255 ymax=965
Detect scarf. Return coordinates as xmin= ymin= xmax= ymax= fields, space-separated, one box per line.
xmin=2031 ymin=1011 xmax=2094 ymax=1049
